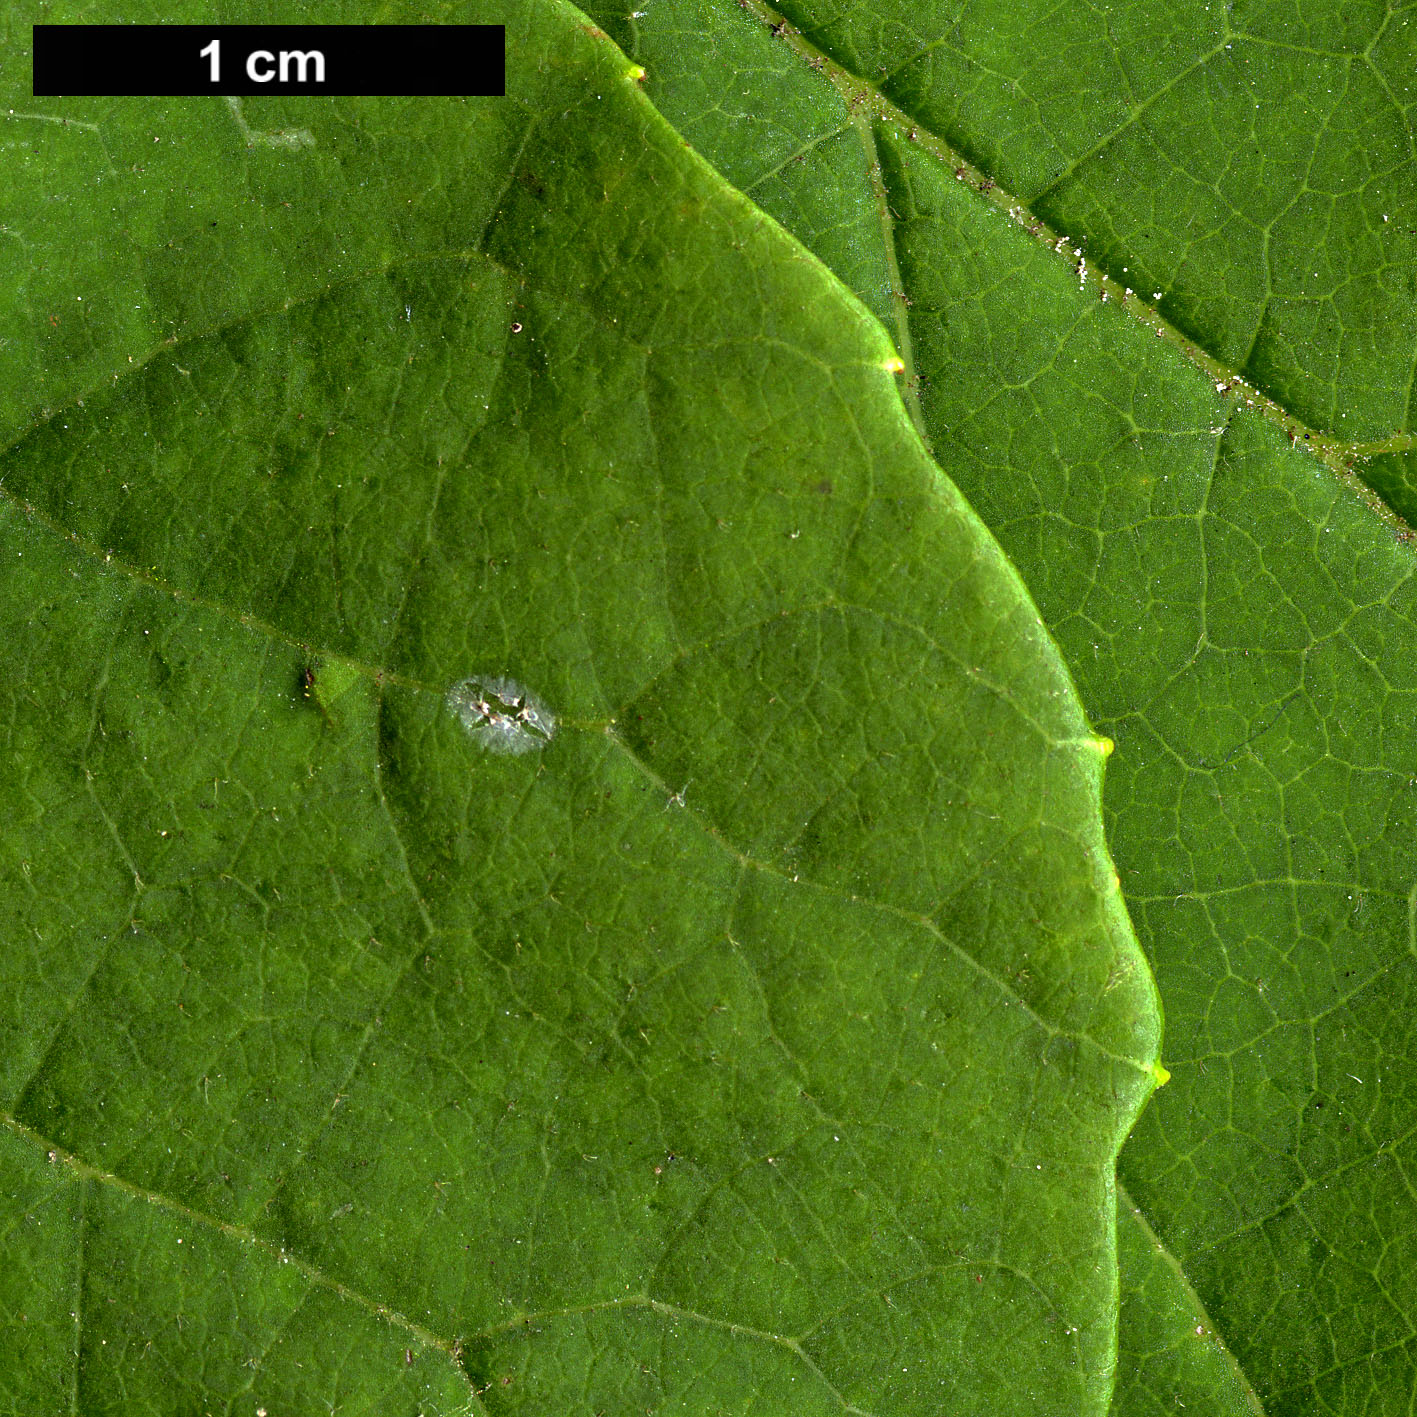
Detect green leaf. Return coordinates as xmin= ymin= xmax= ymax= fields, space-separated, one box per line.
xmin=0 ymin=1 xmax=1162 ymax=1412
xmin=582 ymin=0 xmax=1417 ymax=1411
xmin=1113 ymin=1192 xmax=1264 ymax=1417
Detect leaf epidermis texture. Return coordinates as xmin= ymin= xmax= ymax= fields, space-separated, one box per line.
xmin=582 ymin=0 xmax=1417 ymax=1411
xmin=0 ymin=2 xmax=1163 ymax=1413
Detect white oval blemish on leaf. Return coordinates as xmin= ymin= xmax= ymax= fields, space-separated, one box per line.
xmin=447 ymin=675 xmax=555 ymax=756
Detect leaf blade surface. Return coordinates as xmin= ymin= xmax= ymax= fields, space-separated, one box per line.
xmin=0 ymin=1 xmax=1160 ymax=1411
xmin=586 ymin=0 xmax=1417 ymax=1411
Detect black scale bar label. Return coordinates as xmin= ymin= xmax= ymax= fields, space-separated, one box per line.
xmin=33 ymin=24 xmax=505 ymax=97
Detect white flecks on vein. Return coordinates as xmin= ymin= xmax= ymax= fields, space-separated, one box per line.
xmin=447 ymin=675 xmax=555 ymax=756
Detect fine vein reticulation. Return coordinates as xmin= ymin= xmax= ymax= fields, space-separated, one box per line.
xmin=587 ymin=0 xmax=1417 ymax=1412
xmin=0 ymin=2 xmax=1165 ymax=1413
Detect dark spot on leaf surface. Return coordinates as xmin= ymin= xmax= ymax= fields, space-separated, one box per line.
xmin=456 ymin=1335 xmax=497 ymax=1391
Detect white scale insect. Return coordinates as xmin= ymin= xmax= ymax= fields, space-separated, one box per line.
xmin=446 ymin=675 xmax=555 ymax=756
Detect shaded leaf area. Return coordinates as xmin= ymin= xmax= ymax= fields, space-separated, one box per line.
xmin=0 ymin=1 xmax=1162 ymax=1413
xmin=590 ymin=0 xmax=1417 ymax=1412
xmin=1365 ymin=446 xmax=1417 ymax=528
